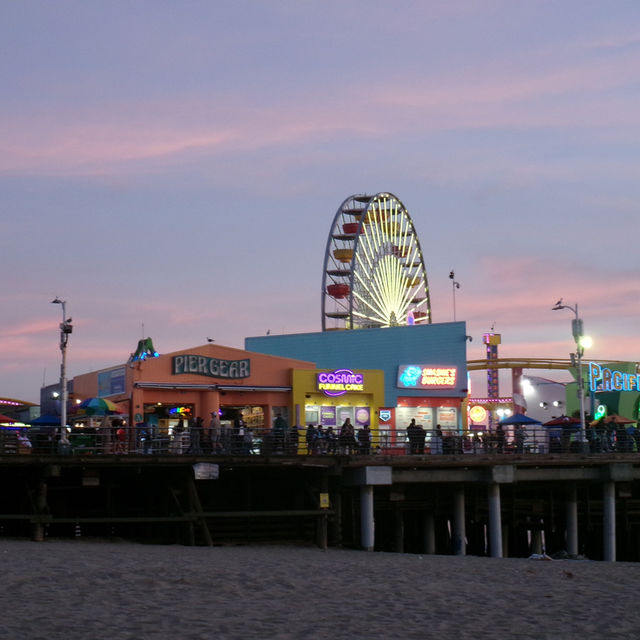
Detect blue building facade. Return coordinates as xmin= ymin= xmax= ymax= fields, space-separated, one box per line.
xmin=246 ymin=322 xmax=468 ymax=434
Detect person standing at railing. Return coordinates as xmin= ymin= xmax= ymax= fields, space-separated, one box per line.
xmin=407 ymin=419 xmax=425 ymax=454
xmin=209 ymin=412 xmax=222 ymax=454
xmin=515 ymin=424 xmax=527 ymax=454
xmin=431 ymin=424 xmax=443 ymax=455
xmin=325 ymin=426 xmax=337 ymax=454
xmin=495 ymin=424 xmax=506 ymax=454
xmin=339 ymin=419 xmax=357 ymax=454
xmin=306 ymin=424 xmax=317 ymax=454
xmin=358 ymin=424 xmax=372 ymax=455
xmin=189 ymin=417 xmax=203 ymax=455
xmin=273 ymin=413 xmax=288 ymax=453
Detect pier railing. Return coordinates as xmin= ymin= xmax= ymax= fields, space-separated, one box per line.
xmin=2 ymin=424 xmax=636 ymax=456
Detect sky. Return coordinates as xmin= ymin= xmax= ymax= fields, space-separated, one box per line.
xmin=1 ymin=1 xmax=639 ymax=404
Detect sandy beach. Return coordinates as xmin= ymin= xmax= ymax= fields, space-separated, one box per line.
xmin=1 ymin=540 xmax=638 ymax=640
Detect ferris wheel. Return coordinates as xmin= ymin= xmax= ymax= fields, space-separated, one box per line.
xmin=321 ymin=192 xmax=432 ymax=331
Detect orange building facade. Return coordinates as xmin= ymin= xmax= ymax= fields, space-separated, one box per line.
xmin=72 ymin=343 xmax=316 ymax=434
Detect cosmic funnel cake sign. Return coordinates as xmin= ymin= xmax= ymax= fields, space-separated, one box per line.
xmin=317 ymin=369 xmax=365 ymax=397
xmin=397 ymin=365 xmax=457 ymax=389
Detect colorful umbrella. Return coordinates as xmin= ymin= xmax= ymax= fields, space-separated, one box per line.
xmin=593 ymin=414 xmax=636 ymax=426
xmin=498 ymin=412 xmax=541 ymax=425
xmin=75 ymin=397 xmax=122 ymax=416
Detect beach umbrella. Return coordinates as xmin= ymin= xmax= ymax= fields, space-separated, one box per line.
xmin=589 ymin=414 xmax=635 ymax=427
xmin=598 ymin=414 xmax=636 ymax=425
xmin=75 ymin=397 xmax=122 ymax=416
xmin=542 ymin=415 xmax=581 ymax=428
xmin=543 ymin=415 xmax=581 ymax=439
xmin=498 ymin=413 xmax=542 ymax=426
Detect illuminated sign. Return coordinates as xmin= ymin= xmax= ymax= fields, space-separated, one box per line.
xmin=317 ymin=369 xmax=365 ymax=396
xmin=173 ymin=355 xmax=250 ymax=379
xmin=469 ymin=405 xmax=488 ymax=423
xmin=588 ymin=363 xmax=640 ymax=392
xmin=594 ymin=404 xmax=607 ymax=420
xmin=397 ymin=365 xmax=457 ymax=389
xmin=469 ymin=397 xmax=513 ymax=405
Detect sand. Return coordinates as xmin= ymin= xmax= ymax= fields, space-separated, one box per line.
xmin=1 ymin=540 xmax=638 ymax=640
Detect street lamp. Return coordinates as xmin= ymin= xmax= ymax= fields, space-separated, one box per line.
xmin=552 ymin=299 xmax=588 ymax=448
xmin=51 ymin=297 xmax=72 ymax=446
xmin=449 ymin=270 xmax=460 ymax=321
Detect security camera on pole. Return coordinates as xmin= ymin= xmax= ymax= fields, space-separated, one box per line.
xmin=51 ymin=297 xmax=72 ymax=449
xmin=552 ymin=299 xmax=589 ymax=451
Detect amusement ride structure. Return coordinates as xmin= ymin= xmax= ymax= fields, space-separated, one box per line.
xmin=321 ymin=193 xmax=431 ymax=330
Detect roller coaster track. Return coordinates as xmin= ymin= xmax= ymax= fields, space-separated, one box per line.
xmin=466 ymin=358 xmax=629 ymax=372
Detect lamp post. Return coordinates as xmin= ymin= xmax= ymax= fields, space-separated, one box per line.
xmin=51 ymin=298 xmax=72 ymax=446
xmin=449 ymin=270 xmax=460 ymax=321
xmin=552 ymin=300 xmax=587 ymax=448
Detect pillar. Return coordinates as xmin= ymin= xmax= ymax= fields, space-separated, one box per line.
xmin=566 ymin=485 xmax=578 ymax=557
xmin=32 ymin=480 xmax=47 ymax=542
xmin=603 ymin=481 xmax=616 ymax=562
xmin=423 ymin=512 xmax=436 ymax=554
xmin=452 ymin=486 xmax=466 ymax=555
xmin=360 ymin=485 xmax=375 ymax=551
xmin=200 ymin=390 xmax=220 ymax=423
xmin=394 ymin=506 xmax=404 ymax=553
xmin=264 ymin=405 xmax=273 ymax=431
xmin=488 ymin=483 xmax=503 ymax=558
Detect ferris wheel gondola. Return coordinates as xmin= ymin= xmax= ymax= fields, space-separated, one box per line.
xmin=321 ymin=192 xmax=432 ymax=330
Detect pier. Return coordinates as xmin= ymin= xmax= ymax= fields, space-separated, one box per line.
xmin=1 ymin=450 xmax=639 ymax=561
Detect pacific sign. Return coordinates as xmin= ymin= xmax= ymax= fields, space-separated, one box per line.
xmin=173 ymin=355 xmax=250 ymax=379
xmin=397 ymin=365 xmax=457 ymax=389
xmin=317 ymin=369 xmax=364 ymax=397
xmin=589 ymin=362 xmax=640 ymax=392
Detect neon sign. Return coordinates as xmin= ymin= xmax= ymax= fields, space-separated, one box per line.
xmin=397 ymin=365 xmax=457 ymax=389
xmin=317 ymin=369 xmax=364 ymax=396
xmin=173 ymin=355 xmax=250 ymax=379
xmin=469 ymin=405 xmax=488 ymax=423
xmin=589 ymin=363 xmax=640 ymax=392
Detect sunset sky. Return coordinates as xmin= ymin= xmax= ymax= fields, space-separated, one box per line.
xmin=2 ymin=1 xmax=639 ymax=403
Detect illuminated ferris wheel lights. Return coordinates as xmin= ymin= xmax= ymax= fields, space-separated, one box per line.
xmin=322 ymin=193 xmax=431 ymax=331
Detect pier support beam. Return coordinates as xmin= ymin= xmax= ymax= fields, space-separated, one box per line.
xmin=488 ymin=483 xmax=502 ymax=558
xmin=344 ymin=467 xmax=391 ymax=553
xmin=565 ymin=485 xmax=578 ymax=557
xmin=452 ymin=486 xmax=466 ymax=556
xmin=360 ymin=485 xmax=375 ymax=551
xmin=603 ymin=481 xmax=616 ymax=562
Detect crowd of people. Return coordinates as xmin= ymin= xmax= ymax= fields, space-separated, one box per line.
xmin=9 ymin=413 xmax=640 ymax=457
